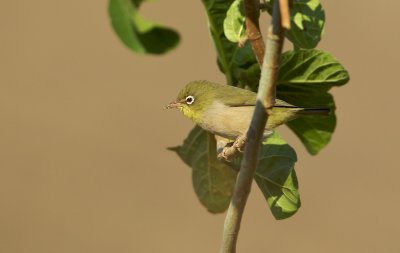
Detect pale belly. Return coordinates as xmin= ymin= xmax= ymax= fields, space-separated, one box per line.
xmin=199 ymin=101 xmax=256 ymax=140
xmin=195 ymin=100 xmax=302 ymax=140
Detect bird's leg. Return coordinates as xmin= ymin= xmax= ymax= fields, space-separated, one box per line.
xmin=217 ymin=142 xmax=234 ymax=162
xmin=233 ymin=135 xmax=247 ymax=152
xmin=215 ymin=136 xmax=233 ymax=154
xmin=215 ymin=135 xmax=234 ymax=161
xmin=218 ymin=149 xmax=231 ymax=162
xmin=217 ymin=135 xmax=247 ymax=162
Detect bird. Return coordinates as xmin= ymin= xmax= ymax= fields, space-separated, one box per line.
xmin=165 ymin=80 xmax=330 ymax=140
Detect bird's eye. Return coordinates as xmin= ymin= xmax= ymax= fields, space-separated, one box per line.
xmin=185 ymin=95 xmax=195 ymax=105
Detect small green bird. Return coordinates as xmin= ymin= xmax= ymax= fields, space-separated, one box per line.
xmin=165 ymin=80 xmax=330 ymax=140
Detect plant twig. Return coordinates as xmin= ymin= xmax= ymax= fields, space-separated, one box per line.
xmin=220 ymin=1 xmax=288 ymax=252
xmin=217 ymin=0 xmax=265 ymax=162
xmin=244 ymin=0 xmax=265 ymax=65
xmin=279 ymin=0 xmax=291 ymax=29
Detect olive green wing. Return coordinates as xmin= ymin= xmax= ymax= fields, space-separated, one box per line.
xmin=218 ymin=85 xmax=297 ymax=108
xmin=218 ymin=86 xmax=257 ymax=107
xmin=274 ymin=99 xmax=298 ymax=108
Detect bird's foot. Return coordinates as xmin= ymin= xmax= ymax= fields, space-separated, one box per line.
xmin=233 ymin=135 xmax=247 ymax=152
xmin=217 ymin=135 xmax=247 ymax=162
xmin=217 ymin=149 xmax=232 ymax=162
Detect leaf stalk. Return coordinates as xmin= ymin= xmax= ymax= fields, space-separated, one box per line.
xmin=244 ymin=0 xmax=265 ymax=65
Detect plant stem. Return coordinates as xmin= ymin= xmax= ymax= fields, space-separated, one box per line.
xmin=219 ymin=1 xmax=287 ymax=252
xmin=244 ymin=0 xmax=265 ymax=65
xmin=216 ymin=0 xmax=267 ymax=162
xmin=279 ymin=0 xmax=291 ymax=29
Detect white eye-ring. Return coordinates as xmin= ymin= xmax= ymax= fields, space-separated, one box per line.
xmin=185 ymin=95 xmax=195 ymax=105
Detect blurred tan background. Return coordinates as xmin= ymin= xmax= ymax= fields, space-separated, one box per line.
xmin=1 ymin=0 xmax=399 ymax=252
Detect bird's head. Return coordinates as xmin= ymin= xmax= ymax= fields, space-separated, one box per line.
xmin=165 ymin=81 xmax=219 ymax=122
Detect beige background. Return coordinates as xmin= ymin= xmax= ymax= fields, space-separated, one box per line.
xmin=1 ymin=1 xmax=399 ymax=252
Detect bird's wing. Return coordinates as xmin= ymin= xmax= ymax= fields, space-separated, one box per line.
xmin=220 ymin=87 xmax=298 ymax=108
xmin=274 ymin=99 xmax=298 ymax=108
xmin=218 ymin=86 xmax=257 ymax=107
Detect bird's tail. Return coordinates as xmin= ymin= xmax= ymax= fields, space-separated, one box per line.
xmin=297 ymin=108 xmax=331 ymax=116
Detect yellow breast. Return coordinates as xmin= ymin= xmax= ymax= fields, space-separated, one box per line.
xmin=179 ymin=106 xmax=202 ymax=122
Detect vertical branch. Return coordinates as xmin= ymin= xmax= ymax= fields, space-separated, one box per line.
xmin=220 ymin=1 xmax=288 ymax=253
xmin=259 ymin=2 xmax=285 ymax=109
xmin=279 ymin=0 xmax=291 ymax=29
xmin=244 ymin=0 xmax=265 ymax=65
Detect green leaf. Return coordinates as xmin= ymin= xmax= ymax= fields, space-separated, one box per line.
xmin=263 ymin=0 xmax=325 ymax=49
xmin=202 ymin=0 xmax=259 ymax=86
xmin=279 ymin=49 xmax=350 ymax=88
xmin=235 ymin=49 xmax=348 ymax=154
xmin=287 ymin=116 xmax=335 ymax=155
xmin=202 ymin=0 xmax=261 ymax=86
xmin=254 ymin=133 xmax=301 ymax=219
xmin=234 ymin=61 xmax=260 ymax=89
xmin=130 ymin=0 xmax=145 ymax=7
xmin=287 ymin=0 xmax=325 ymax=49
xmin=223 ymin=0 xmax=246 ymax=43
xmin=278 ymin=86 xmax=336 ymax=155
xmin=232 ymin=42 xmax=260 ymax=89
xmin=276 ymin=49 xmax=349 ymax=154
xmin=109 ymin=0 xmax=180 ymax=54
xmin=201 ymin=0 xmax=236 ymax=84
xmin=171 ymin=126 xmax=236 ymax=213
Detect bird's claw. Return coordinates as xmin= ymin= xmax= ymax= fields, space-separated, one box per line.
xmin=233 ymin=136 xmax=247 ymax=152
xmin=217 ymin=135 xmax=247 ymax=162
xmin=217 ymin=149 xmax=231 ymax=162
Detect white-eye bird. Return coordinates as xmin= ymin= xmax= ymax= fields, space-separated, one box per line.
xmin=165 ymin=80 xmax=330 ymax=140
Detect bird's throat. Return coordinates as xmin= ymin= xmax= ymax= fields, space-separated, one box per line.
xmin=179 ymin=106 xmax=202 ymax=123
